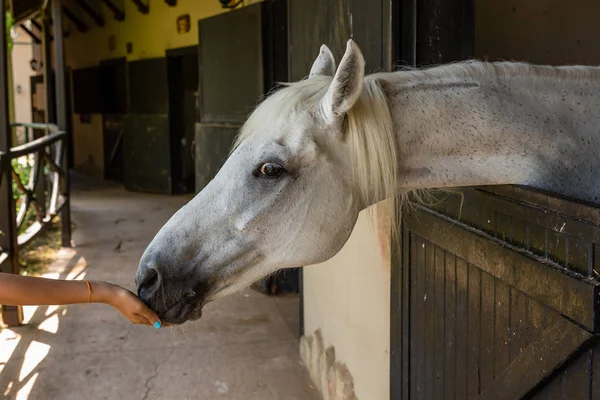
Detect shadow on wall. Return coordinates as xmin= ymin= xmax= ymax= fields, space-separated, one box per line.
xmin=300 ymin=329 xmax=358 ymax=400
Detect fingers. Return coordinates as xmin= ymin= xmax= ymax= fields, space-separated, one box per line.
xmin=136 ymin=303 xmax=163 ymax=329
xmin=130 ymin=315 xmax=152 ymax=326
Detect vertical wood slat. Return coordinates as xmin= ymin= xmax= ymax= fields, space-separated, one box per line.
xmin=563 ymin=350 xmax=593 ymax=400
xmin=402 ymin=230 xmax=412 ymax=400
xmin=433 ymin=246 xmax=445 ymax=400
xmin=455 ymin=258 xmax=468 ymax=400
xmin=509 ymin=288 xmax=528 ymax=363
xmin=444 ymin=254 xmax=457 ymax=398
xmin=424 ymin=243 xmax=436 ymax=400
xmin=410 ymin=236 xmax=425 ymax=399
xmin=480 ymin=272 xmax=495 ymax=391
xmin=390 ymin=220 xmax=404 ymax=400
xmin=466 ymin=265 xmax=481 ymax=399
xmin=495 ymin=280 xmax=511 ymax=378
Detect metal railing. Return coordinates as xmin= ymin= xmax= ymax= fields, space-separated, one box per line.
xmin=0 ymin=122 xmax=71 ymax=325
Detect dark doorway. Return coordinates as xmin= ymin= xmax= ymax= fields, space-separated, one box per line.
xmin=167 ymin=46 xmax=198 ymax=194
xmin=99 ymin=57 xmax=127 ymax=182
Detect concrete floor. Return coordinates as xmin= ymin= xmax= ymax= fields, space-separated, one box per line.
xmin=0 ymin=175 xmax=318 ymax=400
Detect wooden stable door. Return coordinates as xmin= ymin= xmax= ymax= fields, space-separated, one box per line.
xmin=391 ymin=186 xmax=600 ymax=399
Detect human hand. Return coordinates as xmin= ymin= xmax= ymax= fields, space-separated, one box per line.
xmin=93 ymin=282 xmax=163 ymax=328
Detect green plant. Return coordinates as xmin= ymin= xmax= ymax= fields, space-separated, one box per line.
xmin=10 ymin=156 xmax=37 ymax=234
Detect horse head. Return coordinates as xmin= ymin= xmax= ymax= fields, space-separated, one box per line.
xmin=135 ymin=40 xmax=394 ymax=324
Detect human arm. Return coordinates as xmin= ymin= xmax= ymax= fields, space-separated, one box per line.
xmin=0 ymin=273 xmax=162 ymax=328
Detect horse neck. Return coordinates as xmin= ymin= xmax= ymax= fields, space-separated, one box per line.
xmin=375 ymin=65 xmax=600 ymax=204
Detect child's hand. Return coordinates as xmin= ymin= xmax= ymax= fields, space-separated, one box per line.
xmin=94 ymin=282 xmax=163 ymax=328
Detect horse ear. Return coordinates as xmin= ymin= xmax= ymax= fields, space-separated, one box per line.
xmin=309 ymin=45 xmax=336 ymax=78
xmin=320 ymin=40 xmax=365 ymax=125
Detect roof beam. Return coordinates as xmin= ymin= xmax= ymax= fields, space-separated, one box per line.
xmin=18 ymin=24 xmax=42 ymax=44
xmin=62 ymin=4 xmax=88 ymax=32
xmin=131 ymin=0 xmax=149 ymax=14
xmin=100 ymin=0 xmax=125 ymax=21
xmin=73 ymin=0 xmax=105 ymax=27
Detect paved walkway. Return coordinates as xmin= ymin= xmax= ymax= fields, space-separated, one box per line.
xmin=0 ymin=175 xmax=318 ymax=400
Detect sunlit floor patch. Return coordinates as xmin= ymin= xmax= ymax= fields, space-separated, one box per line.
xmin=19 ymin=341 xmax=50 ymax=382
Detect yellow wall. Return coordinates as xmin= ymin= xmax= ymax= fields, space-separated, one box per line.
xmin=65 ymin=0 xmax=262 ymax=68
xmin=63 ymin=0 xmax=261 ymax=176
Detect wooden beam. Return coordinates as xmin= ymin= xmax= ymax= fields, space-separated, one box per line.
xmin=100 ymin=0 xmax=125 ymax=21
xmin=476 ymin=317 xmax=593 ymax=399
xmin=42 ymin=17 xmax=56 ymax=124
xmin=62 ymin=4 xmax=88 ymax=32
xmin=19 ymin=24 xmax=42 ymax=44
xmin=51 ymin=0 xmax=72 ymax=248
xmin=131 ymin=0 xmax=149 ymax=14
xmin=74 ymin=0 xmax=105 ymax=27
xmin=0 ymin=0 xmax=24 ymax=327
xmin=30 ymin=19 xmax=44 ymax=33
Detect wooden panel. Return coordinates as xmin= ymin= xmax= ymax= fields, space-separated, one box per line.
xmin=103 ymin=114 xmax=124 ymax=182
xmin=415 ymin=0 xmax=474 ymax=65
xmin=402 ymin=223 xmax=599 ymax=397
xmin=288 ymin=0 xmax=387 ymax=81
xmin=123 ymin=115 xmax=171 ymax=194
xmin=393 ymin=183 xmax=600 ymax=399
xmin=406 ymin=207 xmax=600 ymax=331
xmin=198 ymin=4 xmax=264 ymax=124
xmin=128 ymin=58 xmax=168 ymax=115
xmin=404 ymin=227 xmax=579 ymax=399
xmin=194 ymin=124 xmax=239 ymax=192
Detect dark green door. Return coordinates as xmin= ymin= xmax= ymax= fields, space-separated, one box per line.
xmin=195 ymin=3 xmax=265 ymax=192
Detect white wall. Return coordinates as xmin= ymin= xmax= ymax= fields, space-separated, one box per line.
xmin=303 ymin=205 xmax=391 ymax=400
xmin=11 ymin=27 xmax=34 ymax=125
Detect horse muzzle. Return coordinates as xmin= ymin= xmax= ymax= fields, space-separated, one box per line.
xmin=136 ymin=259 xmax=211 ymax=324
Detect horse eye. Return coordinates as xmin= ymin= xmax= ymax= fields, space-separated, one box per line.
xmin=258 ymin=162 xmax=284 ymax=178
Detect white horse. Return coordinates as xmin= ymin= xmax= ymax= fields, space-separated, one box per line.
xmin=136 ymin=40 xmax=600 ymax=324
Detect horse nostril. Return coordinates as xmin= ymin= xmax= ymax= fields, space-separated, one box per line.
xmin=137 ymin=267 xmax=161 ymax=303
